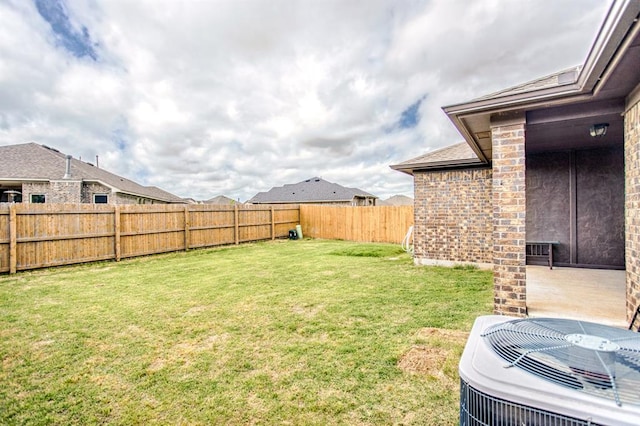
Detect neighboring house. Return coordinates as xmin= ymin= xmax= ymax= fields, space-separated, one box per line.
xmin=205 ymin=195 xmax=239 ymax=205
xmin=0 ymin=143 xmax=186 ymax=204
xmin=391 ymin=0 xmax=640 ymax=320
xmin=378 ymin=195 xmax=414 ymax=206
xmin=248 ymin=177 xmax=378 ymax=206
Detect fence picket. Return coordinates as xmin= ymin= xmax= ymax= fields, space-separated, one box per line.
xmin=299 ymin=205 xmax=413 ymax=244
xmin=9 ymin=204 xmax=16 ymax=274
xmin=1 ymin=203 xmax=412 ymax=273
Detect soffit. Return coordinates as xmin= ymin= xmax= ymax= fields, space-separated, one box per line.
xmin=525 ymin=29 xmax=639 ymax=154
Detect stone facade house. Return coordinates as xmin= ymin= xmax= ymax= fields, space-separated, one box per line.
xmin=248 ymin=177 xmax=378 ymax=206
xmin=392 ymin=0 xmax=640 ymax=320
xmin=0 ymin=143 xmax=186 ymax=204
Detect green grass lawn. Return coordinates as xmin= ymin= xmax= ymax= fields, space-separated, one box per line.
xmin=0 ymin=239 xmax=492 ymax=425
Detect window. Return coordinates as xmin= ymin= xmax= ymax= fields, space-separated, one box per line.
xmin=93 ymin=194 xmax=108 ymax=204
xmin=31 ymin=194 xmax=46 ymax=203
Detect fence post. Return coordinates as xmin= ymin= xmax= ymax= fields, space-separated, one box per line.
xmin=184 ymin=205 xmax=190 ymax=251
xmin=9 ymin=204 xmax=17 ymax=274
xmin=114 ymin=205 xmax=121 ymax=261
xmin=234 ymin=205 xmax=239 ymax=245
xmin=271 ymin=206 xmax=275 ymax=240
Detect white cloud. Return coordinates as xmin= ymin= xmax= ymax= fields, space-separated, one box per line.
xmin=0 ymin=0 xmax=612 ymax=201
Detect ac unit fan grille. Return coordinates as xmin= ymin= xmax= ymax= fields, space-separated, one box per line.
xmin=460 ymin=379 xmax=603 ymax=426
xmin=482 ymin=318 xmax=640 ymax=407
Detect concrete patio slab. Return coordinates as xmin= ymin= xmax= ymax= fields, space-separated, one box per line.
xmin=526 ymin=266 xmax=627 ymax=328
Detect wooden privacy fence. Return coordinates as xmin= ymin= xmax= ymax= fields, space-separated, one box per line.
xmin=300 ymin=205 xmax=413 ymax=244
xmin=0 ymin=203 xmax=300 ymax=274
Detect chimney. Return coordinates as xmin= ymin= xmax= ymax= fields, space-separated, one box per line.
xmin=96 ymin=155 xmax=99 ymax=168
xmin=63 ymin=155 xmax=72 ymax=179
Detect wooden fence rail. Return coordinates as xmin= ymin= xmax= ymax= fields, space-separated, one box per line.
xmin=0 ymin=203 xmax=300 ymax=274
xmin=300 ymin=205 xmax=413 ymax=244
xmin=0 ymin=203 xmax=413 ymax=274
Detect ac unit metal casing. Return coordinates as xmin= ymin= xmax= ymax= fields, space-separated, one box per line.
xmin=459 ymin=315 xmax=640 ymax=426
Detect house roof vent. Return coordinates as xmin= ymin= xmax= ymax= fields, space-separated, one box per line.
xmin=63 ymin=155 xmax=72 ymax=179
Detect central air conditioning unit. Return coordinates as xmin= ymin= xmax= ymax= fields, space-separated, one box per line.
xmin=459 ymin=316 xmax=640 ymax=426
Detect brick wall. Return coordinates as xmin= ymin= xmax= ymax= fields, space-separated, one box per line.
xmin=81 ymin=182 xmax=112 ymax=203
xmin=413 ymin=167 xmax=493 ymax=268
xmin=22 ymin=181 xmax=168 ymax=205
xmin=625 ymin=95 xmax=640 ymax=321
xmin=22 ymin=181 xmax=82 ymax=203
xmin=491 ymin=119 xmax=527 ymax=317
xmin=114 ymin=192 xmax=154 ymax=204
xmin=49 ymin=181 xmax=83 ymax=203
xmin=21 ymin=182 xmax=50 ymax=203
xmin=116 ymin=192 xmax=179 ymax=204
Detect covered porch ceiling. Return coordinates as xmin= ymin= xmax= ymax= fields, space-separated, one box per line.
xmin=525 ymin=99 xmax=625 ymax=154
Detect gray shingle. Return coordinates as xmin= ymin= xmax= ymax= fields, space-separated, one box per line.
xmin=472 ymin=67 xmax=580 ymax=102
xmin=396 ymin=142 xmax=477 ymax=165
xmin=205 ymin=195 xmax=238 ymax=204
xmin=248 ymin=177 xmax=377 ymax=204
xmin=390 ymin=142 xmax=482 ymax=174
xmin=0 ymin=143 xmax=185 ymax=203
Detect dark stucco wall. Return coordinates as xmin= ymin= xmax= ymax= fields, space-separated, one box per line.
xmin=526 ymin=152 xmax=572 ymax=263
xmin=526 ymin=146 xmax=624 ymax=267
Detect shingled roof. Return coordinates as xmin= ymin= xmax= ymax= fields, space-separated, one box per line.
xmin=390 ymin=142 xmax=483 ymax=175
xmin=472 ymin=67 xmax=581 ymax=103
xmin=0 ymin=143 xmax=185 ymax=203
xmin=248 ymin=177 xmax=377 ymax=204
xmin=205 ymin=195 xmax=238 ymax=205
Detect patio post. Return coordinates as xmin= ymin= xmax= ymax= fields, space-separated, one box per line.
xmin=625 ymin=88 xmax=640 ymax=322
xmin=491 ymin=112 xmax=527 ymax=317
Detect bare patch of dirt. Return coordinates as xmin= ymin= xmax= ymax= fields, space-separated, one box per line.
xmin=148 ymin=333 xmax=230 ymax=372
xmin=33 ymin=339 xmax=55 ymax=348
xmin=184 ymin=305 xmax=210 ymax=316
xmin=397 ymin=327 xmax=471 ymax=390
xmin=414 ymin=327 xmax=469 ymax=344
xmin=398 ymin=346 xmax=450 ymax=377
xmin=147 ymin=358 xmax=165 ymax=373
xmin=291 ymin=304 xmax=324 ymax=317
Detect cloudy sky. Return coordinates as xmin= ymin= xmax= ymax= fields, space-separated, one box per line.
xmin=0 ymin=0 xmax=611 ymax=201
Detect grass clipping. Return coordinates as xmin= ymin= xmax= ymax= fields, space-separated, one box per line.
xmin=398 ymin=328 xmax=469 ymax=388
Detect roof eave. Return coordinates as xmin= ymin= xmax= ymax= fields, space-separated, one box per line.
xmin=390 ymin=158 xmax=488 ymax=176
xmin=83 ymin=179 xmax=180 ymax=203
xmin=578 ymin=0 xmax=640 ymax=91
xmin=443 ymin=83 xmax=585 ymax=117
xmin=442 ymin=0 xmax=640 ymax=157
xmin=0 ymin=178 xmax=50 ymax=183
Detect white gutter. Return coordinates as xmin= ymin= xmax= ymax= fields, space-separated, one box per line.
xmin=579 ymin=0 xmax=640 ymax=92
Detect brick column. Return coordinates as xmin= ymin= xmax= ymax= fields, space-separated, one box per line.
xmin=625 ymin=88 xmax=640 ymax=321
xmin=491 ymin=112 xmax=527 ymax=317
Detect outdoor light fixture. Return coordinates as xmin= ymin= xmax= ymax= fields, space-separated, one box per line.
xmin=589 ymin=123 xmax=609 ymax=137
